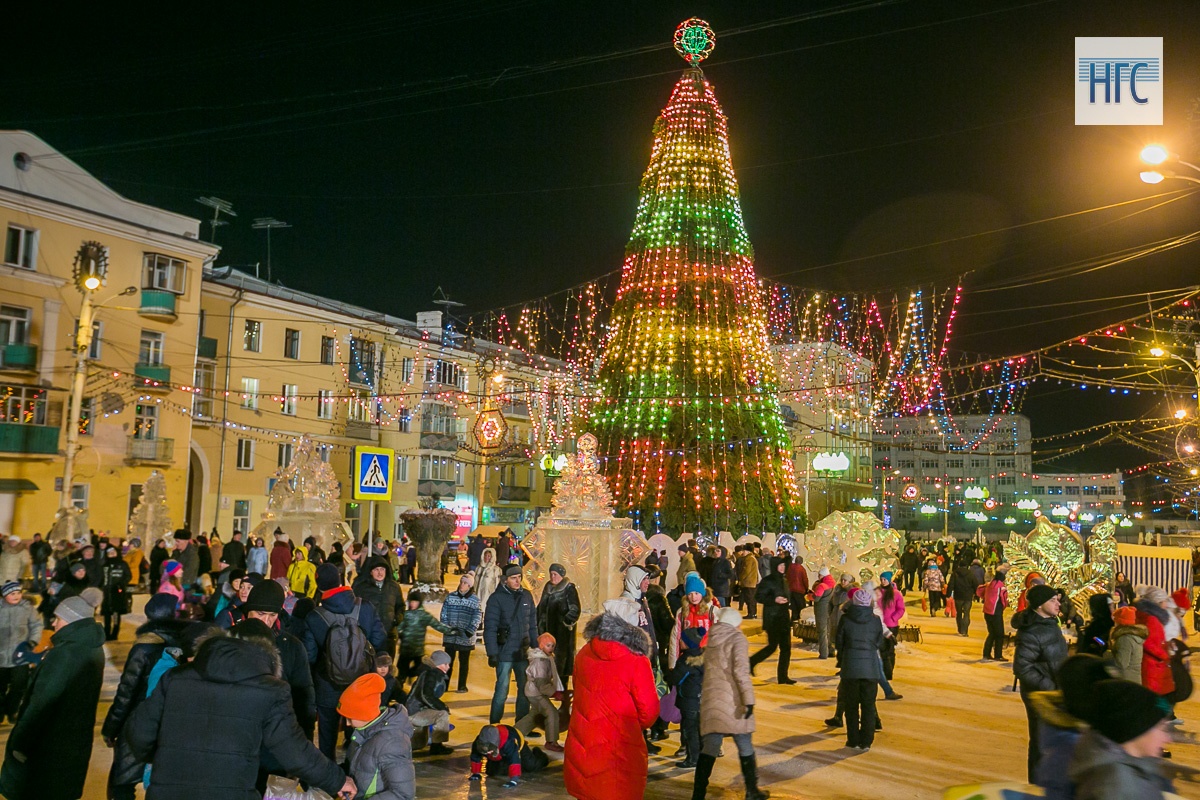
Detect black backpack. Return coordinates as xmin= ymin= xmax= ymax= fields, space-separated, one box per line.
xmin=315 ymin=600 xmax=375 ymax=687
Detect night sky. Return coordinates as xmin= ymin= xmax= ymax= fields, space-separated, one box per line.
xmin=6 ymin=1 xmax=1200 ymax=470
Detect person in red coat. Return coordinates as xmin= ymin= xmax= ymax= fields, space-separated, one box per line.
xmin=1134 ymin=586 xmax=1176 ymax=699
xmin=269 ymin=530 xmax=293 ymax=581
xmin=785 ymin=556 xmax=810 ymax=622
xmin=564 ymin=598 xmax=659 ymax=800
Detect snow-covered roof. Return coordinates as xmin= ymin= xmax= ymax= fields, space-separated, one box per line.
xmin=0 ymin=130 xmax=203 ymax=240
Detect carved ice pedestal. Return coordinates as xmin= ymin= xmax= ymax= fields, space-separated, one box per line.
xmin=521 ymin=517 xmax=647 ymax=617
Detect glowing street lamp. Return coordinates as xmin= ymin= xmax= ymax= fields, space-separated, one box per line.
xmin=1138 ymin=145 xmax=1200 ymax=185
xmin=1141 ymin=144 xmax=1170 ymax=165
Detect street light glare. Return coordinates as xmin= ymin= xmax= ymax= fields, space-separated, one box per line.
xmin=83 ymin=275 xmax=100 ymax=290
xmin=1140 ymin=170 xmax=1166 ymax=184
xmin=1175 ymin=409 xmax=1188 ymax=420
xmin=1140 ymin=145 xmax=1170 ymax=166
xmin=1150 ymin=346 xmax=1166 ymax=358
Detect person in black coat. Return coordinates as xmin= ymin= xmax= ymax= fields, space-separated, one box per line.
xmin=1012 ymin=584 xmax=1069 ymax=782
xmin=666 ymin=626 xmax=706 ymax=768
xmin=196 ymin=535 xmax=213 ymax=578
xmin=708 ymin=548 xmax=735 ymax=607
xmin=1076 ymin=593 xmax=1115 ymax=656
xmin=948 ymin=564 xmax=981 ymax=637
xmin=406 ymin=651 xmax=453 ymax=754
xmin=221 ymin=531 xmax=247 ymax=571
xmin=898 ymin=545 xmax=921 ymax=593
xmin=353 ymin=555 xmax=406 ymax=659
xmin=535 ymin=563 xmax=582 ymax=682
xmin=0 ymin=594 xmax=106 ymax=800
xmin=240 ymin=581 xmax=316 ymax=738
xmin=835 ymin=589 xmax=885 ymax=751
xmin=37 ymin=559 xmax=89 ymax=627
xmin=101 ymin=549 xmax=133 ymax=640
xmin=79 ymin=543 xmax=105 ymax=588
xmin=125 ymin=622 xmax=352 ymax=800
xmin=749 ymin=556 xmax=795 ymax=684
xmin=483 ymin=567 xmax=539 ymax=725
xmin=102 ymin=594 xmax=188 ymax=800
xmin=148 ymin=539 xmax=169 ymax=590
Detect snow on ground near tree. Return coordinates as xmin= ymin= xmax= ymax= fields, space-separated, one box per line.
xmin=18 ymin=583 xmax=1197 ymax=799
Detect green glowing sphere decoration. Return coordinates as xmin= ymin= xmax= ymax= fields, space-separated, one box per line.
xmin=673 ymin=18 xmax=715 ymax=66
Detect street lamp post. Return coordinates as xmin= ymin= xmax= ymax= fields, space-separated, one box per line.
xmin=1139 ymin=145 xmax=1200 ymax=186
xmin=812 ymin=451 xmax=849 ymax=519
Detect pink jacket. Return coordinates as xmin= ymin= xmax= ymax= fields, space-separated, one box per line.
xmin=877 ymin=587 xmax=906 ymax=628
xmin=982 ymin=578 xmax=1008 ymax=615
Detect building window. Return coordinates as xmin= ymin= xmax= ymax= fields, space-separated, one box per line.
xmin=281 ymin=384 xmax=298 ymax=416
xmin=997 ymin=476 xmax=1016 ymax=486
xmin=133 ymin=402 xmax=158 ymax=440
xmin=4 ymin=225 xmax=37 ymax=270
xmin=1064 ymin=486 xmax=1080 ymax=496
xmin=78 ymin=397 xmax=94 ymax=436
xmin=1047 ymin=487 xmax=1063 ymax=495
xmin=396 ymin=456 xmax=409 ymax=483
xmin=236 ymin=439 xmax=254 ymax=470
xmin=945 ymin=458 xmax=964 ymax=469
xmin=349 ymin=337 xmax=374 ymax=384
xmin=241 ymin=377 xmax=259 ymax=409
xmin=996 ymin=457 xmax=1016 ymax=469
xmin=317 ymin=389 xmax=334 ymax=420
xmin=348 ymin=388 xmax=374 ymax=423
xmin=920 ymin=459 xmax=938 ymax=470
xmin=345 ymin=502 xmax=361 ymax=537
xmin=278 ymin=442 xmax=294 ymax=469
xmin=455 ymin=461 xmax=464 ymax=486
xmin=1032 ymin=486 xmax=1046 ymax=496
xmin=421 ymin=403 xmax=455 ymax=435
xmin=284 ymin=328 xmax=300 ymax=359
xmin=233 ymin=500 xmax=251 ymax=534
xmin=401 ymin=357 xmax=415 ymax=382
xmin=81 ymin=320 xmax=102 ymax=359
xmin=397 ymin=410 xmax=411 ymax=433
xmin=1100 ymin=486 xmax=1117 ymax=496
xmin=244 ymin=320 xmax=262 ymax=352
xmin=0 ymin=385 xmax=47 ymax=424
xmin=319 ymin=444 xmax=331 ymax=463
xmin=142 ymin=253 xmax=187 ymax=294
xmin=193 ymin=362 xmax=215 ymax=418
xmin=139 ymin=330 xmax=164 ymax=365
xmin=70 ymin=484 xmax=88 ymax=510
xmin=320 ymin=336 xmax=335 ymax=365
xmin=0 ymin=305 xmax=31 ymax=345
xmin=425 ymin=359 xmax=463 ymax=389
xmin=419 ymin=454 xmax=454 ymax=481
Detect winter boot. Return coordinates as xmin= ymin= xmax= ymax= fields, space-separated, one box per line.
xmin=691 ymin=753 xmax=716 ymax=800
xmin=739 ymin=754 xmax=770 ymax=800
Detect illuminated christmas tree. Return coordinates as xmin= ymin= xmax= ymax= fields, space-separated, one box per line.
xmin=128 ymin=469 xmax=172 ymax=544
xmin=591 ymin=19 xmax=801 ymax=535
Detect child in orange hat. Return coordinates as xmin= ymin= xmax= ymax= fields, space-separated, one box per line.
xmin=338 ymin=673 xmax=416 ymax=799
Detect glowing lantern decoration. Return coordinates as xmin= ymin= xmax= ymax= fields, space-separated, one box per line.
xmin=983 ymin=498 xmax=998 ymax=510
xmin=1003 ymin=516 xmax=1018 ymax=525
xmin=857 ymin=497 xmax=879 ymax=508
xmin=473 ymin=408 xmax=509 ymax=451
xmin=1016 ymin=499 xmax=1039 ymax=511
xmin=920 ymin=504 xmax=937 ymax=515
xmin=673 ymin=18 xmax=716 ymax=65
xmin=964 ymin=487 xmax=988 ymax=500
xmin=902 ymin=485 xmax=920 ymax=501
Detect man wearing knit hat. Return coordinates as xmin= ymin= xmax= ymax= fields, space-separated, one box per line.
xmin=1068 ymin=679 xmax=1173 ymax=796
xmin=243 ymin=580 xmax=316 ymax=741
xmin=0 ymin=590 xmax=104 ymax=800
xmin=339 ymin=672 xmax=416 ymax=800
xmin=1013 ymin=583 xmax=1068 ymax=782
xmin=483 ymin=565 xmax=538 ymax=725
xmin=0 ymin=582 xmax=40 ymax=725
xmin=304 ymin=561 xmax=386 ymax=758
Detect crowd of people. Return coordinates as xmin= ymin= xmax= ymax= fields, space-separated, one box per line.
xmin=0 ymin=527 xmax=1192 ymax=799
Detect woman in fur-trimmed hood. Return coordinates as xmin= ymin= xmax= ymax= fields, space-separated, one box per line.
xmin=563 ymin=598 xmax=659 ymax=800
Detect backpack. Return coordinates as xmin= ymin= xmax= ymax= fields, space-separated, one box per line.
xmin=316 ymin=600 xmax=375 ymax=687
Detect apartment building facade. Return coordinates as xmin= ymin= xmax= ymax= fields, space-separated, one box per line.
xmin=0 ymin=131 xmax=218 ymax=537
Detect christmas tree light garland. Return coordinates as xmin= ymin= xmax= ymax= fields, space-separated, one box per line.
xmin=589 ymin=29 xmax=801 ymax=535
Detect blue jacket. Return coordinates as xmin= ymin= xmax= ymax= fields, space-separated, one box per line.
xmin=303 ymin=587 xmax=386 ymax=705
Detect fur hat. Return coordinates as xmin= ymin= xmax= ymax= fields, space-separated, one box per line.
xmin=1026 ymin=584 xmax=1057 ymax=611
xmin=603 ymin=597 xmax=642 ymax=628
xmin=1137 ymin=585 xmax=1168 ymax=605
xmin=337 ymin=673 xmax=386 ymax=721
xmin=715 ymin=606 xmax=742 ymax=628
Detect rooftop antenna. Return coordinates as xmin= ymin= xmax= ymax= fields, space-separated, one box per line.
xmin=251 ymin=217 xmax=290 ymax=283
xmin=431 ymin=286 xmax=465 ymax=314
xmin=195 ymin=196 xmax=236 ymax=244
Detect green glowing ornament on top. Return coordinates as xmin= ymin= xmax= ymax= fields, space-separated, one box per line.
xmin=673 ymin=17 xmax=715 ymax=66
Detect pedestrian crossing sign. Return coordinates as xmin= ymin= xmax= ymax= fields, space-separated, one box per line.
xmin=352 ymin=446 xmax=394 ymax=501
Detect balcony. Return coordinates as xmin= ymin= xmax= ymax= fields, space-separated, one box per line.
xmin=134 ymin=363 xmax=171 ymax=391
xmin=417 ymin=479 xmax=456 ymax=500
xmin=345 ymin=420 xmax=377 ymax=440
xmin=139 ymin=290 xmax=178 ymax=320
xmin=0 ymin=423 xmax=58 ymax=455
xmin=0 ymin=344 xmax=37 ymax=373
xmin=192 ymin=398 xmax=215 ymax=425
xmin=419 ymin=431 xmax=459 ymax=453
xmin=498 ymin=485 xmax=532 ymax=503
xmin=196 ymin=336 xmax=218 ymax=360
xmin=127 ymin=436 xmax=174 ymax=463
